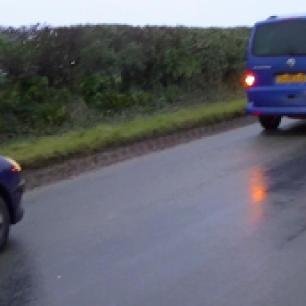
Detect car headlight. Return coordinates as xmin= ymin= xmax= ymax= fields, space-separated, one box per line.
xmin=4 ymin=157 xmax=22 ymax=172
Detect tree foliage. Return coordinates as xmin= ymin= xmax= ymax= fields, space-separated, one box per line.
xmin=0 ymin=25 xmax=250 ymax=135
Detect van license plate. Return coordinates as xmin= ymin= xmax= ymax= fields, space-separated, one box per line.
xmin=276 ymin=73 xmax=306 ymax=84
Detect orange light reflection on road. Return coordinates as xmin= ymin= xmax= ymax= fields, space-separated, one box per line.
xmin=250 ymin=168 xmax=267 ymax=204
xmin=248 ymin=167 xmax=268 ymax=226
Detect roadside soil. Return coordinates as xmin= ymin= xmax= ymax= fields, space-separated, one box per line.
xmin=24 ymin=115 xmax=255 ymax=190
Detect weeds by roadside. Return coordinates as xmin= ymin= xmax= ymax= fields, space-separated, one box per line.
xmin=0 ymin=99 xmax=245 ymax=168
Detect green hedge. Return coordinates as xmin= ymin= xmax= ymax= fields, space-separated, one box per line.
xmin=0 ymin=25 xmax=250 ymax=136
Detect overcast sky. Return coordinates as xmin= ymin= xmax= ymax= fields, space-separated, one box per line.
xmin=1 ymin=0 xmax=306 ymax=27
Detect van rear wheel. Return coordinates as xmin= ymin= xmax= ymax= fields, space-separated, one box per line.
xmin=259 ymin=115 xmax=281 ymax=130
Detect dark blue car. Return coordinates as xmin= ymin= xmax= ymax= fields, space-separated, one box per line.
xmin=0 ymin=156 xmax=24 ymax=250
xmin=245 ymin=15 xmax=306 ymax=130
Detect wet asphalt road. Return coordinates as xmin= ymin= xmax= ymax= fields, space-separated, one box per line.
xmin=3 ymin=119 xmax=306 ymax=306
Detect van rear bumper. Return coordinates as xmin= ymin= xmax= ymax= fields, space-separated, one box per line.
xmin=247 ymin=85 xmax=306 ymax=108
xmin=246 ymin=102 xmax=306 ymax=117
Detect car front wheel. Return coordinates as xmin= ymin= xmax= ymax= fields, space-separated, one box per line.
xmin=259 ymin=115 xmax=281 ymax=131
xmin=0 ymin=197 xmax=10 ymax=251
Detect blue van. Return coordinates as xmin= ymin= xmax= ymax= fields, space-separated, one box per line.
xmin=245 ymin=16 xmax=306 ymax=130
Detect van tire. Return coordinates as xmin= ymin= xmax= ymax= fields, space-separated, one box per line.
xmin=259 ymin=116 xmax=281 ymax=130
xmin=0 ymin=197 xmax=10 ymax=251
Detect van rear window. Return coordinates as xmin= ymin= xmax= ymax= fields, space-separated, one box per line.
xmin=253 ymin=20 xmax=306 ymax=56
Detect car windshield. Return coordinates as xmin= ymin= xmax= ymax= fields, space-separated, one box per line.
xmin=252 ymin=20 xmax=306 ymax=56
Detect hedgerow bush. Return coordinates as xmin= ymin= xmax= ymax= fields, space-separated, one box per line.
xmin=0 ymin=25 xmax=250 ymax=136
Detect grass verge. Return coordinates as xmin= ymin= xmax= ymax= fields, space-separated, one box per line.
xmin=0 ymin=99 xmax=245 ymax=169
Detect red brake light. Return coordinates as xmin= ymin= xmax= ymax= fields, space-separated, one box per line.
xmin=244 ymin=71 xmax=256 ymax=88
xmin=11 ymin=164 xmax=22 ymax=173
xmin=4 ymin=157 xmax=22 ymax=172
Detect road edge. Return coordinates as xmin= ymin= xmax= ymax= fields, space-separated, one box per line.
xmin=24 ymin=115 xmax=255 ymax=190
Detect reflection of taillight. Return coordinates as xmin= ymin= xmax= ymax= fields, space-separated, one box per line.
xmin=244 ymin=71 xmax=256 ymax=88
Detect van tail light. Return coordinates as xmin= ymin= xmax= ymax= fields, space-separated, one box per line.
xmin=243 ymin=71 xmax=256 ymax=88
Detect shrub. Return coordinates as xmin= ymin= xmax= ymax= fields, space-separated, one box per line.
xmin=0 ymin=25 xmax=250 ymax=136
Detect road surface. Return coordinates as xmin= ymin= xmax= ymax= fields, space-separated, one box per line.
xmin=2 ymin=119 xmax=306 ymax=306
